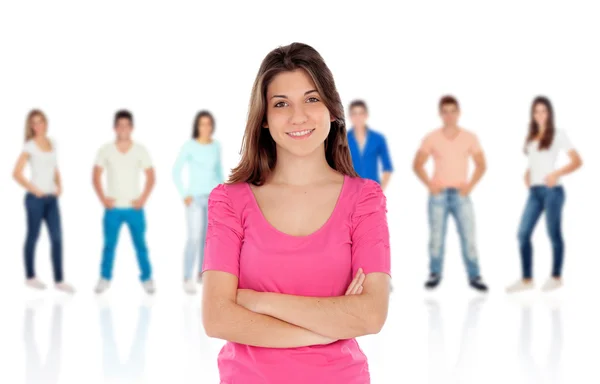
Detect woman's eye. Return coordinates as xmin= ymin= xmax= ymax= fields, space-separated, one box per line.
xmin=274 ymin=101 xmax=287 ymax=108
xmin=307 ymin=97 xmax=320 ymax=103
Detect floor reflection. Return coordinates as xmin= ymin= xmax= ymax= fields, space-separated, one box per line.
xmin=24 ymin=298 xmax=65 ymax=384
xmin=426 ymin=296 xmax=487 ymax=384
xmin=519 ymin=301 xmax=563 ymax=384
xmin=98 ymin=299 xmax=152 ymax=382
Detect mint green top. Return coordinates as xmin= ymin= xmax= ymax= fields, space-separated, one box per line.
xmin=172 ymin=140 xmax=224 ymax=198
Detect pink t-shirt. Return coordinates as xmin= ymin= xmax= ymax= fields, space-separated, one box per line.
xmin=419 ymin=128 xmax=482 ymax=189
xmin=203 ymin=175 xmax=391 ymax=384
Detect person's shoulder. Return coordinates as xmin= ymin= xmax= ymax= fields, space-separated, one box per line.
xmin=461 ymin=128 xmax=479 ymax=140
xmin=343 ymin=176 xmax=386 ymax=217
xmin=344 ymin=176 xmax=384 ymax=200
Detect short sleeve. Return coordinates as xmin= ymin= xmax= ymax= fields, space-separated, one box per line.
xmin=94 ymin=145 xmax=107 ymax=168
xmin=139 ymin=146 xmax=153 ymax=169
xmin=468 ymin=133 xmax=483 ymax=155
xmin=419 ymin=134 xmax=433 ymax=154
xmin=202 ymin=184 xmax=244 ymax=277
xmin=350 ymin=180 xmax=391 ymax=277
xmin=557 ymin=130 xmax=574 ymax=152
xmin=23 ymin=140 xmax=35 ymax=155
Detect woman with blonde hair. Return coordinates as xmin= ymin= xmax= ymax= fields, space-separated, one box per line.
xmin=201 ymin=42 xmax=391 ymax=383
xmin=13 ymin=110 xmax=74 ymax=293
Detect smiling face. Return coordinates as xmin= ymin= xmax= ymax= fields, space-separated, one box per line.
xmin=439 ymin=103 xmax=460 ymax=126
xmin=30 ymin=114 xmax=47 ymax=137
xmin=198 ymin=116 xmax=214 ymax=139
xmin=264 ymin=69 xmax=333 ymax=157
xmin=114 ymin=117 xmax=133 ymax=141
xmin=533 ymin=102 xmax=549 ymax=128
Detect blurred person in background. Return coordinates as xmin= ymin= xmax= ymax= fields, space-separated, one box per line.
xmin=506 ymin=96 xmax=582 ymax=293
xmin=346 ymin=100 xmax=393 ymax=190
xmin=173 ymin=110 xmax=224 ymax=295
xmin=201 ymin=42 xmax=391 ymax=384
xmin=412 ymin=95 xmax=489 ymax=292
xmin=92 ymin=110 xmax=156 ymax=295
xmin=13 ymin=109 xmax=75 ymax=293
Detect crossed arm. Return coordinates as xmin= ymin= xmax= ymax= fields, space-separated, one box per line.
xmin=202 ymin=269 xmax=390 ymax=349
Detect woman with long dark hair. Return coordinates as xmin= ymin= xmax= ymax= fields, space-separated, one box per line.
xmin=506 ymin=96 xmax=582 ymax=293
xmin=200 ymin=42 xmax=391 ymax=383
xmin=172 ymin=110 xmax=224 ymax=294
xmin=12 ymin=109 xmax=74 ymax=293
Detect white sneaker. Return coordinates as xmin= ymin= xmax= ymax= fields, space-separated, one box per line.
xmin=56 ymin=282 xmax=75 ymax=294
xmin=95 ymin=279 xmax=111 ymax=294
xmin=142 ymin=280 xmax=156 ymax=295
xmin=26 ymin=278 xmax=47 ymax=290
xmin=542 ymin=278 xmax=563 ymax=292
xmin=506 ymin=280 xmax=534 ymax=294
xmin=184 ymin=279 xmax=197 ymax=295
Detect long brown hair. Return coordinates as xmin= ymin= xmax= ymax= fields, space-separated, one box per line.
xmin=228 ymin=42 xmax=357 ymax=186
xmin=525 ymin=96 xmax=555 ymax=153
xmin=24 ymin=109 xmax=48 ymax=142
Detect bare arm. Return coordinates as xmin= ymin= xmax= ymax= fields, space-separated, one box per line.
xmin=380 ymin=172 xmax=392 ymax=191
xmin=466 ymin=151 xmax=487 ymax=192
xmin=525 ymin=169 xmax=530 ymax=188
xmin=412 ymin=150 xmax=432 ymax=190
xmin=92 ymin=166 xmax=108 ymax=203
xmin=202 ymin=271 xmax=337 ymax=348
xmin=240 ymin=273 xmax=390 ymax=340
xmin=553 ymin=149 xmax=583 ymax=178
xmin=54 ymin=169 xmax=62 ymax=195
xmin=13 ymin=153 xmax=43 ymax=196
xmin=139 ymin=168 xmax=156 ymax=202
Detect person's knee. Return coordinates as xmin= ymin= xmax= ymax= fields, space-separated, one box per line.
xmin=517 ymin=228 xmax=531 ymax=244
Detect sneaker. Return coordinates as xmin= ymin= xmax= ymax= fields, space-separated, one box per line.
xmin=142 ymin=280 xmax=156 ymax=295
xmin=184 ymin=279 xmax=197 ymax=295
xmin=95 ymin=279 xmax=111 ymax=294
xmin=542 ymin=278 xmax=563 ymax=292
xmin=425 ymin=274 xmax=441 ymax=289
xmin=26 ymin=278 xmax=47 ymax=290
xmin=505 ymin=279 xmax=534 ymax=294
xmin=469 ymin=277 xmax=488 ymax=292
xmin=55 ymin=282 xmax=75 ymax=294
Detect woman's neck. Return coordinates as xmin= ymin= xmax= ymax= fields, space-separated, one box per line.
xmin=270 ymin=146 xmax=334 ymax=186
xmin=196 ymin=137 xmax=212 ymax=144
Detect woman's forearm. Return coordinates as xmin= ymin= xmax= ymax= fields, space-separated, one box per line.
xmin=204 ymin=301 xmax=337 ymax=349
xmin=555 ymin=160 xmax=582 ymax=178
xmin=255 ymin=293 xmax=383 ymax=340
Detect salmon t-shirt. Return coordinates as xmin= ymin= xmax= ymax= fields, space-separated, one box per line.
xmin=203 ymin=175 xmax=391 ymax=384
xmin=419 ymin=128 xmax=482 ymax=189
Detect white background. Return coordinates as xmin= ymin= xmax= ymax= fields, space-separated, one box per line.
xmin=1 ymin=0 xmax=598 ymax=383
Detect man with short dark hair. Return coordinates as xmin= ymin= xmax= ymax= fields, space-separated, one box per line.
xmin=413 ymin=96 xmax=489 ymax=292
xmin=346 ymin=100 xmax=393 ymax=190
xmin=92 ymin=110 xmax=156 ymax=294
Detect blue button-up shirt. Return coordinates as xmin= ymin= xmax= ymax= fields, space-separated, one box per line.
xmin=347 ymin=127 xmax=393 ymax=184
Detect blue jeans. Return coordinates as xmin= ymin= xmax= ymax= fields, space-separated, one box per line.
xmin=24 ymin=193 xmax=63 ymax=282
xmin=517 ymin=186 xmax=565 ymax=279
xmin=428 ymin=188 xmax=481 ymax=280
xmin=183 ymin=196 xmax=209 ymax=280
xmin=101 ymin=208 xmax=152 ymax=282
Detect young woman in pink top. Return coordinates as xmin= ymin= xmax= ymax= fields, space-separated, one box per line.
xmin=201 ymin=42 xmax=392 ymax=383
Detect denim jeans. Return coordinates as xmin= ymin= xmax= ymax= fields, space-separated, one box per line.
xmin=428 ymin=188 xmax=481 ymax=280
xmin=24 ymin=193 xmax=64 ymax=282
xmin=184 ymin=196 xmax=209 ymax=280
xmin=101 ymin=208 xmax=152 ymax=282
xmin=517 ymin=186 xmax=565 ymax=279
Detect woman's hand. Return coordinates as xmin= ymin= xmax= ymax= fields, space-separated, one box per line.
xmin=545 ymin=172 xmax=558 ymax=187
xmin=184 ymin=196 xmax=193 ymax=206
xmin=345 ymin=268 xmax=366 ymax=295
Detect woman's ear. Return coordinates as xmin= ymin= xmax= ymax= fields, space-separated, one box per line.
xmin=262 ymin=121 xmax=269 ymax=129
xmin=330 ymin=115 xmax=336 ymax=122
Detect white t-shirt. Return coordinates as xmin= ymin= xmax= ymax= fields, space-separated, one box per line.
xmin=23 ymin=138 xmax=58 ymax=194
xmin=94 ymin=141 xmax=153 ymax=208
xmin=527 ymin=130 xmax=574 ymax=186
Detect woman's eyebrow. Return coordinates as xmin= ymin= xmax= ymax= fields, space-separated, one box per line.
xmin=270 ymin=89 xmax=318 ymax=99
